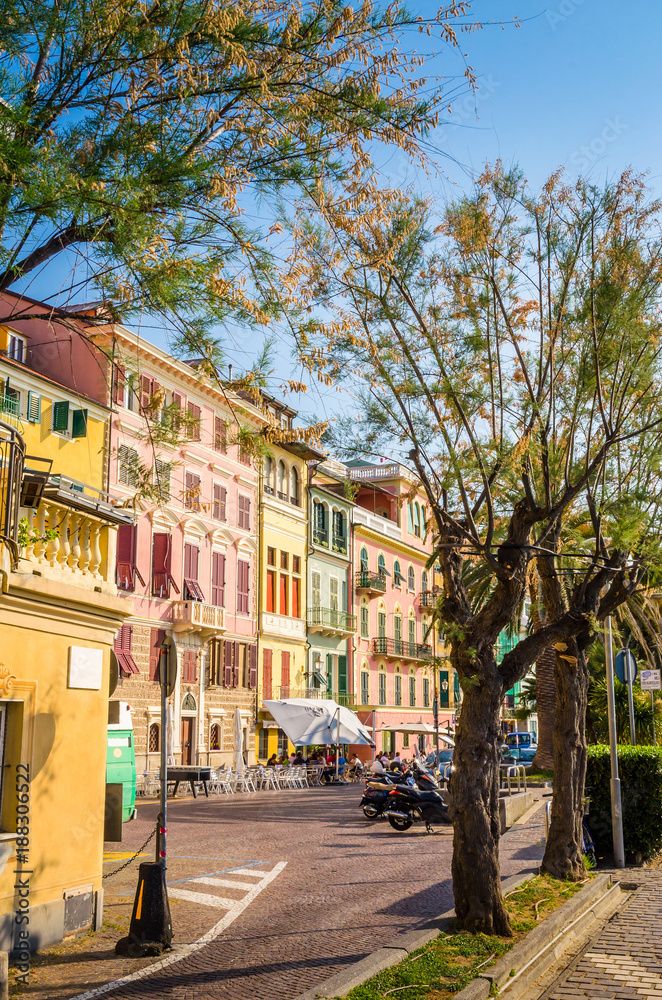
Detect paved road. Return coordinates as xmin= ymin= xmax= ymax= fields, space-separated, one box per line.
xmin=22 ymin=784 xmax=546 ymax=1000
xmin=539 ymin=870 xmax=662 ymax=1000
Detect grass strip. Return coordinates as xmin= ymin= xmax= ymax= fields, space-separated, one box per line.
xmin=336 ymin=874 xmax=586 ymax=1000
xmin=524 ymin=770 xmax=554 ymax=784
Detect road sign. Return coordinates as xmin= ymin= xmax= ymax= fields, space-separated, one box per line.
xmin=432 ymin=696 xmax=439 ymax=723
xmin=614 ymin=649 xmax=637 ymax=685
xmin=640 ymin=669 xmax=661 ymax=691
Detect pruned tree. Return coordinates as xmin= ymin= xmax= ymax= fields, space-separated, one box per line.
xmin=0 ymin=0 xmax=478 ymax=354
xmin=293 ymin=166 xmax=662 ymax=932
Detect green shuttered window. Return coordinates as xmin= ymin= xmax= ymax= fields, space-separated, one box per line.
xmin=72 ymin=408 xmax=88 ymax=437
xmin=52 ymin=400 xmax=69 ymax=432
xmin=27 ymin=391 xmax=41 ymax=423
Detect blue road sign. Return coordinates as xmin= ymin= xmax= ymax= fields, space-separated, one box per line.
xmin=614 ymin=649 xmax=637 ymax=685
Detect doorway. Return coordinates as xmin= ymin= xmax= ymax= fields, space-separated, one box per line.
xmin=181 ymin=717 xmax=194 ymax=765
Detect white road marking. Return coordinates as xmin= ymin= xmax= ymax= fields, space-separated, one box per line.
xmin=188 ymin=876 xmax=258 ymax=890
xmin=227 ymin=867 xmax=270 ymax=877
xmin=68 ymin=861 xmax=287 ymax=1000
xmin=167 ymin=888 xmax=236 ymax=908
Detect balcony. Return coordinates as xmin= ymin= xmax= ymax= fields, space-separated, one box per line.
xmin=355 ymin=570 xmax=386 ymax=594
xmin=312 ymin=526 xmax=328 ymax=547
xmin=419 ymin=590 xmax=438 ymax=607
xmin=14 ymin=478 xmax=133 ymax=594
xmin=307 ymin=607 xmax=357 ymax=636
xmin=172 ymin=600 xmax=225 ymax=634
xmin=372 ymin=636 xmax=432 ymax=661
xmin=352 ymin=505 xmax=401 ymax=541
xmin=261 ymin=611 xmax=306 ymax=640
xmin=260 ymin=685 xmax=355 ymax=707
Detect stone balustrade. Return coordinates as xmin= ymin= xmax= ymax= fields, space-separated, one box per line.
xmin=16 ymin=499 xmax=117 ymax=592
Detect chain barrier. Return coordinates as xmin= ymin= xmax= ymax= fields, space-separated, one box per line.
xmin=103 ymin=828 xmax=156 ymax=880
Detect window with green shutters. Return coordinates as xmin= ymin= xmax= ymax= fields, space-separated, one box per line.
xmin=71 ymin=408 xmax=88 ymax=437
xmin=423 ymin=677 xmax=430 ymax=707
xmin=27 ymin=391 xmax=41 ymax=423
xmin=360 ymin=605 xmax=369 ymax=638
xmin=378 ymin=672 xmax=386 ymax=705
xmin=337 ymin=654 xmax=347 ymax=694
xmin=453 ymin=670 xmax=461 ymax=705
xmin=361 ymin=670 xmax=370 ymax=704
xmin=440 ymin=669 xmax=450 ymax=708
xmin=52 ymin=400 xmax=69 ymax=433
xmin=377 ymin=611 xmax=386 ymax=638
xmin=408 ymin=618 xmax=416 ymax=646
xmin=395 ymin=673 xmax=402 ymax=706
xmin=409 ymin=674 xmax=416 ymax=706
xmin=394 ymin=614 xmax=402 ymax=652
xmin=311 ymin=571 xmax=321 ymax=608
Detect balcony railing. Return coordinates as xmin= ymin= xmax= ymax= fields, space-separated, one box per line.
xmin=419 ymin=590 xmax=437 ymax=607
xmin=172 ymin=601 xmax=225 ymax=632
xmin=355 ymin=570 xmax=386 ymax=594
xmin=260 ymin=685 xmax=354 ymax=707
xmin=307 ymin=607 xmax=357 ymax=634
xmin=372 ymin=636 xmax=432 ymax=661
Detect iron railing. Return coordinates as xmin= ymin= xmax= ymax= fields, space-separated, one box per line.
xmin=307 ymin=607 xmax=357 ymax=632
xmin=372 ymin=636 xmax=432 ymax=661
xmin=355 ymin=570 xmax=386 ymax=592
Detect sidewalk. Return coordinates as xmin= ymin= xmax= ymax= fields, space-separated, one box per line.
xmin=530 ymin=868 xmax=662 ymax=1000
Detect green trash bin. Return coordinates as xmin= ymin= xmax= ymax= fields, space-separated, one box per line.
xmin=107 ymin=702 xmax=136 ymax=824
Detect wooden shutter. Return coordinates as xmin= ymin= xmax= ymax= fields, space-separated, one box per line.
xmin=224 ymin=640 xmax=234 ymax=687
xmin=238 ymin=560 xmax=249 ymax=614
xmin=233 ymin=641 xmax=241 ymax=687
xmin=140 ymin=374 xmax=153 ymax=410
xmin=214 ymin=415 xmax=226 ymax=452
xmin=291 ymin=577 xmax=300 ymax=618
xmin=185 ymin=471 xmax=201 ymax=510
xmin=113 ymin=364 xmax=125 ymax=405
xmin=116 ymin=523 xmax=137 ymax=590
xmin=183 ymin=543 xmax=204 ymax=601
xmin=72 ymin=408 xmax=88 ymax=438
xmin=209 ymin=638 xmax=222 ymax=686
xmin=152 ymin=532 xmax=179 ymax=597
xmin=187 ymin=401 xmax=201 ymax=440
xmin=52 ymin=400 xmax=69 ymax=432
xmin=263 ymin=648 xmax=273 ymax=698
xmin=27 ymin=391 xmax=41 ymax=423
xmin=149 ymin=628 xmax=166 ymax=681
xmin=248 ymin=644 xmax=258 ymax=689
xmin=182 ymin=649 xmax=197 ymax=683
xmin=338 ymin=655 xmax=347 ymax=694
xmin=281 ymin=651 xmax=290 ymax=696
xmin=113 ymin=625 xmax=138 ymax=676
xmin=213 ymin=484 xmax=226 ymax=521
xmin=238 ymin=495 xmax=250 ymax=529
xmin=211 ymin=552 xmax=225 ymax=607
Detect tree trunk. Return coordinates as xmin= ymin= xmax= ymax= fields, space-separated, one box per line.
xmin=451 ymin=668 xmax=511 ymax=936
xmin=541 ymin=643 xmax=589 ymax=879
xmin=530 ymin=646 xmax=556 ymax=770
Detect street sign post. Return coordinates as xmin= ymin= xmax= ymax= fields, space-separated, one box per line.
xmin=605 ymin=619 xmax=625 ymax=868
xmin=615 ymin=649 xmax=637 ymax=746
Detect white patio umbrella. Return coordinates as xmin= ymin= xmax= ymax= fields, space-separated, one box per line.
xmin=233 ymin=707 xmax=244 ymax=772
xmin=263 ymin=698 xmax=375 ymax=748
xmin=376 ymin=723 xmax=454 ymax=746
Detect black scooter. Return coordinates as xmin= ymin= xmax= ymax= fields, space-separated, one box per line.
xmin=360 ymin=768 xmax=414 ymax=819
xmin=383 ymin=762 xmax=451 ymax=833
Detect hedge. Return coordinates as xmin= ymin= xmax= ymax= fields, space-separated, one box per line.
xmin=586 ymin=744 xmax=662 ymax=860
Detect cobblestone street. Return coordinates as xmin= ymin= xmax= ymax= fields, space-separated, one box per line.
xmin=16 ymin=784 xmax=546 ymax=1000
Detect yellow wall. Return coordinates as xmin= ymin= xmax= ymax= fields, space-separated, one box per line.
xmin=1 ymin=361 xmax=108 ymax=491
xmin=0 ymin=559 xmax=127 ymax=948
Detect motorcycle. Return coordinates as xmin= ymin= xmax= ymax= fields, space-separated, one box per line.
xmin=383 ymin=762 xmax=451 ymax=833
xmin=360 ymin=768 xmax=413 ymax=819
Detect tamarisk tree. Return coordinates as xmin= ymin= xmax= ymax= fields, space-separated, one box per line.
xmin=294 ymin=166 xmax=662 ymax=932
xmin=0 ymin=0 xmax=477 ymax=351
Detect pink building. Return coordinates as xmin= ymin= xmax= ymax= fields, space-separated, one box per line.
xmin=94 ymin=323 xmax=266 ymax=770
xmin=345 ymin=462 xmax=454 ymax=757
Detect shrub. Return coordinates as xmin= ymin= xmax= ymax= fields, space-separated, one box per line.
xmin=586 ymin=744 xmax=662 ymax=859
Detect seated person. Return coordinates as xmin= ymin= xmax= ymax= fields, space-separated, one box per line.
xmin=370 ymin=757 xmax=386 ymax=774
xmin=348 ymin=753 xmax=364 ymax=776
xmin=266 ymin=754 xmax=278 ymax=767
xmin=293 ymin=751 xmax=306 ymax=765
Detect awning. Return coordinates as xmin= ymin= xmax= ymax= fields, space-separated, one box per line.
xmin=376 ymin=723 xmax=454 ymax=745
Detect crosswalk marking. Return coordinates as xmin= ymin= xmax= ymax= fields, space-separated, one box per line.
xmin=189 ymin=876 xmax=258 ymax=891
xmin=168 ymin=887 xmax=236 ymax=908
xmin=227 ymin=867 xmax=270 ymax=877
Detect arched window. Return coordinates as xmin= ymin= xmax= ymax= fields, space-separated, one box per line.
xmin=148 ymin=723 xmax=160 ymax=752
xmin=408 ymin=566 xmax=415 ymax=592
xmin=264 ymin=455 xmax=274 ymax=494
xmin=408 ymin=615 xmax=416 ymax=648
xmin=394 ymin=667 xmax=402 ymax=706
xmin=378 ymin=553 xmax=386 ymax=577
xmin=182 ymin=692 xmax=197 ymax=712
xmin=407 ymin=503 xmax=414 ymax=534
xmin=290 ymin=466 xmax=300 ymax=506
xmin=277 ymin=460 xmax=288 ymax=499
xmin=394 ymin=613 xmax=403 ymax=653
xmin=360 ymin=546 xmax=368 ymax=570
xmin=210 ymin=723 xmax=221 ymax=750
xmin=413 ymin=504 xmax=421 ymax=537
xmin=393 ymin=559 xmax=403 ymax=587
xmin=422 ymin=570 xmax=429 ymax=593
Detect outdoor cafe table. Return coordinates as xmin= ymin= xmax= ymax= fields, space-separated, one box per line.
xmin=166 ymin=765 xmax=213 ymax=798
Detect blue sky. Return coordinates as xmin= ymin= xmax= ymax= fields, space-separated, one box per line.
xmin=16 ymin=0 xmax=662 ymax=428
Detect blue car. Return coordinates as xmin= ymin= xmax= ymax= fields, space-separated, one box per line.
xmin=502 ymin=732 xmax=537 ymax=763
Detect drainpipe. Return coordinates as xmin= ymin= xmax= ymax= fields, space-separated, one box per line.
xmin=255 ymin=454 xmax=263 ymax=748
xmin=105 ymin=336 xmax=116 ymax=497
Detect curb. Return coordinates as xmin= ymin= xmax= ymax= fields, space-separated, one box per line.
xmin=293 ymin=871 xmax=623 ymax=1000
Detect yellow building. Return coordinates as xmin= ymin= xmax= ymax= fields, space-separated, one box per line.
xmin=0 ymin=361 xmax=131 ymax=954
xmin=256 ymin=397 xmax=322 ymax=760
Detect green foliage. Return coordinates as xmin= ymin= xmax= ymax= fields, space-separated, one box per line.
xmin=586 ymin=744 xmax=662 ymax=859
xmin=17 ymin=517 xmax=57 ymax=549
xmin=588 ymin=675 xmax=662 ymax=744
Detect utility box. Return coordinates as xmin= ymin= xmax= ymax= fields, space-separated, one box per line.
xmin=106 ymin=702 xmax=136 ymax=831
